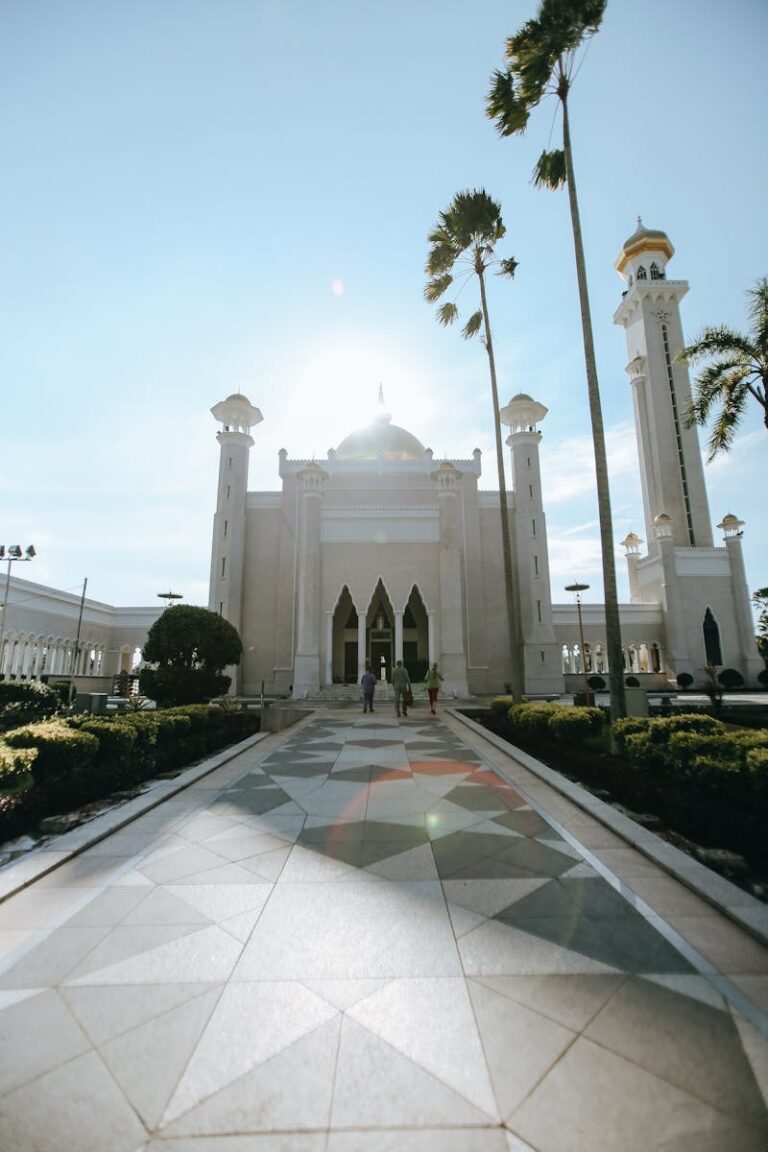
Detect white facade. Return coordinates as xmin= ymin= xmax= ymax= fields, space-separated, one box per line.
xmin=0 ymin=574 xmax=161 ymax=686
xmin=208 ymin=224 xmax=762 ymax=698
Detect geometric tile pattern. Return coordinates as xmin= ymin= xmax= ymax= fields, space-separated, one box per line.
xmin=0 ymin=713 xmax=766 ymax=1151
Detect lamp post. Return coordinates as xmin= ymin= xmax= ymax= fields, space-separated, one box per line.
xmin=565 ymin=581 xmax=591 ymax=706
xmin=0 ymin=545 xmax=36 ymax=679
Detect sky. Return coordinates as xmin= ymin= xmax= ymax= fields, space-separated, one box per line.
xmin=1 ymin=0 xmax=766 ymax=618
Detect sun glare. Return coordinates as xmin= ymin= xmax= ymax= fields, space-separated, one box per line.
xmin=280 ymin=336 xmax=436 ymax=459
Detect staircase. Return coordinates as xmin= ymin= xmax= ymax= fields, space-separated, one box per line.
xmin=300 ymin=682 xmax=394 ymax=706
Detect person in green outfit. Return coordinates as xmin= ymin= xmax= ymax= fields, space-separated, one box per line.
xmin=391 ymin=659 xmax=411 ymax=718
xmin=424 ymin=662 xmax=443 ymax=714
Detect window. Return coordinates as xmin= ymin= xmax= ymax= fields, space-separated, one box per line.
xmin=536 ymin=600 xmax=542 ymax=623
xmin=531 ymin=519 xmax=536 ymax=537
xmin=703 ymin=608 xmax=722 ymax=665
xmin=221 ymin=556 xmax=226 ymax=578
xmin=223 ymin=520 xmax=228 ymax=539
xmin=534 ymin=555 xmax=539 ymax=577
xmin=650 ymin=262 xmax=665 ymax=280
xmin=636 ymin=264 xmax=647 ymax=281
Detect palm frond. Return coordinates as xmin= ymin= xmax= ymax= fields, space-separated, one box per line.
xmin=423 ymin=274 xmax=453 ymax=303
xmin=746 ymin=276 xmax=768 ymax=358
xmin=678 ymin=325 xmax=755 ymax=365
xmin=437 ymin=301 xmax=459 ymax=327
xmin=486 ymin=69 xmax=530 ymax=135
xmin=462 ymin=311 xmax=483 ymax=341
xmin=537 ymin=0 xmax=606 ymax=57
xmin=497 ymin=257 xmax=519 ymax=280
xmin=532 ymin=148 xmax=566 ymax=189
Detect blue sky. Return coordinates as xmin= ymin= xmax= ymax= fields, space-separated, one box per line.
xmin=1 ymin=0 xmax=766 ymax=617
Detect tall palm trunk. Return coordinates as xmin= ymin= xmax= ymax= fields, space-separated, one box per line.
xmin=478 ymin=267 xmax=524 ymax=701
xmin=561 ymin=91 xmax=626 ymax=723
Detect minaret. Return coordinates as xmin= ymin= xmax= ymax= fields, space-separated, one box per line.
xmin=613 ymin=220 xmax=712 ymax=550
xmin=499 ymin=393 xmax=562 ymax=695
xmin=292 ymin=460 xmax=329 ymax=697
xmin=209 ymin=393 xmax=263 ymax=687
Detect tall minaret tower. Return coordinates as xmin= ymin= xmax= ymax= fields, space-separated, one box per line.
xmin=500 ymin=392 xmax=562 ymax=695
xmin=209 ymin=393 xmax=263 ymax=683
xmin=613 ymin=220 xmax=712 ymax=551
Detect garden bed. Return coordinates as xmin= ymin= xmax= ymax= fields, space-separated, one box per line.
xmin=475 ymin=706 xmax=768 ymax=901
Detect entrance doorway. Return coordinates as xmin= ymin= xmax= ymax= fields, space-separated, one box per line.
xmin=370 ymin=633 xmax=392 ymax=682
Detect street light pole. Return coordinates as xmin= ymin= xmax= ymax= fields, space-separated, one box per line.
xmin=565 ymin=582 xmax=591 ymax=706
xmin=0 ymin=545 xmax=36 ymax=678
xmin=157 ymin=590 xmax=183 ymax=609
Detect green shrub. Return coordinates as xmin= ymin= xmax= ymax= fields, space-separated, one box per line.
xmin=547 ymin=706 xmax=605 ymax=743
xmin=76 ymin=720 xmax=138 ymax=765
xmin=507 ymin=702 xmax=563 ymax=738
xmin=0 ymin=680 xmax=60 ymax=732
xmin=489 ymin=696 xmax=515 ymax=720
xmin=666 ymin=730 xmax=744 ymax=774
xmin=0 ymin=741 xmax=37 ymax=785
xmin=5 ymin=721 xmax=99 ymax=785
xmin=612 ymin=716 xmax=653 ymax=752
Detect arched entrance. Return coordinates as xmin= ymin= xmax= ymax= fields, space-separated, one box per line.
xmin=403 ymin=585 xmax=429 ymax=681
xmin=331 ymin=586 xmax=359 ymax=684
xmin=367 ymin=579 xmax=395 ymax=682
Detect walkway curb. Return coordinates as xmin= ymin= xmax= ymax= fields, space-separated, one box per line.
xmin=450 ymin=708 xmax=768 ymax=948
xmin=0 ymin=731 xmax=270 ymax=905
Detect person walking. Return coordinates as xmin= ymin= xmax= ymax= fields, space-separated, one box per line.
xmin=392 ymin=659 xmax=411 ymax=718
xmin=360 ymin=663 xmax=377 ymax=714
xmin=424 ymin=662 xmax=443 ymax=714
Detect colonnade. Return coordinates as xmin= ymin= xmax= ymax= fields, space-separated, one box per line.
xmin=560 ymin=640 xmax=664 ymax=676
xmin=0 ymin=634 xmax=137 ymax=682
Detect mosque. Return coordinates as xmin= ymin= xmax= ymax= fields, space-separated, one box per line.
xmin=207 ymin=223 xmax=763 ymax=700
xmin=0 ymin=223 xmax=761 ymax=697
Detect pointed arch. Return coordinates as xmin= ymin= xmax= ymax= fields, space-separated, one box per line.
xmin=403 ymin=585 xmax=430 ymax=680
xmin=331 ymin=584 xmax=359 ymax=683
xmin=703 ymin=607 xmax=722 ymax=666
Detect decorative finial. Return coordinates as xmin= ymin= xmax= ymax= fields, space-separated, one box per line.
xmin=637 ymin=215 xmax=643 ymax=228
xmin=377 ymin=382 xmax=385 ymax=407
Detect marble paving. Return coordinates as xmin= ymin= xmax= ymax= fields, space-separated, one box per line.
xmin=0 ymin=713 xmax=767 ymax=1151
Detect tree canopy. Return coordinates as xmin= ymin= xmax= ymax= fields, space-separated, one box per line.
xmin=140 ymin=605 xmax=242 ymax=705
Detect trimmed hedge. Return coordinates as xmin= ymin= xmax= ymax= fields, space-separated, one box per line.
xmin=5 ymin=721 xmax=99 ymax=786
xmin=0 ymin=681 xmax=60 ymax=733
xmin=0 ymin=703 xmax=261 ymax=842
xmin=0 ymin=741 xmax=37 ymax=785
xmin=502 ymin=701 xmax=605 ymax=745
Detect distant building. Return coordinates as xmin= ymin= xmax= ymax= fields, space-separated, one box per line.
xmin=207 ymin=225 xmax=762 ymax=697
xmin=0 ymin=575 xmax=160 ymax=685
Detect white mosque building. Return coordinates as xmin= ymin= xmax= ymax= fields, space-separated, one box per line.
xmin=207 ymin=223 xmax=763 ymax=700
xmin=0 ymin=224 xmax=761 ymax=699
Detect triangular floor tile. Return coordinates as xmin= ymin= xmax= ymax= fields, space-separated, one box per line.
xmin=347 ymin=976 xmax=498 ymax=1116
xmin=468 ymin=980 xmax=576 ymax=1120
xmin=101 ymin=988 xmax=221 ymax=1128
xmin=443 ymin=878 xmax=548 ymax=919
xmin=61 ymin=982 xmax=218 ymax=1045
xmin=365 ymin=843 xmax=440 ymax=881
xmin=331 ymin=1017 xmax=495 ymax=1127
xmin=163 ymin=981 xmax=339 ymax=1124
xmin=66 ymin=925 xmax=244 ymax=986
xmin=162 ymin=1015 xmax=341 ymax=1136
xmin=166 ymin=883 xmax=272 ymax=923
xmin=302 ymin=978 xmax=390 ymax=1011
xmin=458 ymin=919 xmax=622 ymax=976
xmin=447 ymin=902 xmax=488 ymax=938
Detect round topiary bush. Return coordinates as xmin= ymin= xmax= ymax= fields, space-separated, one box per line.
xmin=676 ymin=672 xmax=694 ymax=690
xmin=625 ymin=676 xmax=640 ymax=688
xmin=717 ymin=668 xmax=744 ymax=690
xmin=587 ymin=675 xmax=606 ymax=691
xmin=546 ymin=706 xmax=605 ymax=743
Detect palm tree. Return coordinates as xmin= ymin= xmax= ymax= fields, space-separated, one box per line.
xmin=425 ymin=189 xmax=523 ymax=701
xmin=486 ymin=0 xmax=626 ymax=724
xmin=678 ymin=277 xmax=768 ymax=459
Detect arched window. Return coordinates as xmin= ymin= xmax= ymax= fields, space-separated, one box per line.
xmin=703 ymin=608 xmax=722 ymax=666
xmin=636 ymin=264 xmax=647 ymax=281
xmin=650 ymin=643 xmax=661 ymax=672
xmin=650 ymin=262 xmax=664 ymax=280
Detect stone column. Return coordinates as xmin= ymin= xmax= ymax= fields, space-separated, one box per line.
xmin=293 ymin=462 xmax=328 ymax=697
xmin=431 ymin=462 xmax=468 ymax=695
xmin=427 ymin=611 xmax=437 ymax=665
xmin=357 ymin=614 xmax=367 ymax=683
xmin=394 ymin=611 xmax=403 ymax=664
xmin=325 ymin=612 xmax=333 ymax=686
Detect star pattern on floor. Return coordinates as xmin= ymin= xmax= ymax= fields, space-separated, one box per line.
xmin=0 ymin=714 xmax=765 ymax=1151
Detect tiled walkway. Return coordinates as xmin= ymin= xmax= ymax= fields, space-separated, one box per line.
xmin=0 ymin=711 xmax=767 ymax=1151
